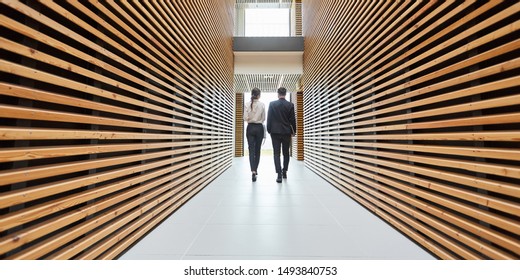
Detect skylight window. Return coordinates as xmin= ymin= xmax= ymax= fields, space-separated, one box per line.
xmin=245 ymin=8 xmax=290 ymax=37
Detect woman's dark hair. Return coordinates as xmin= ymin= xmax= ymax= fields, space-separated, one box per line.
xmin=251 ymin=87 xmax=261 ymax=110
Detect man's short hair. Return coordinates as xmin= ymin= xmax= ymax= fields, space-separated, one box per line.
xmin=277 ymin=87 xmax=287 ymax=96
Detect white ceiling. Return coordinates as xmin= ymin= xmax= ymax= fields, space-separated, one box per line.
xmin=234 ymin=51 xmax=303 ymax=93
xmin=234 ymin=73 xmax=301 ymax=93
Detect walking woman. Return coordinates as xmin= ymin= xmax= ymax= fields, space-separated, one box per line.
xmin=244 ymin=87 xmax=266 ymax=182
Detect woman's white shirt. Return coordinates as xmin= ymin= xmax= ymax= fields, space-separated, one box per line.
xmin=244 ymin=100 xmax=265 ymax=124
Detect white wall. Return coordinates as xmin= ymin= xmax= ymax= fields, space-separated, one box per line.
xmin=234 ymin=51 xmax=303 ymax=74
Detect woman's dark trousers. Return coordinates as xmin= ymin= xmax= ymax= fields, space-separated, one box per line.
xmin=246 ymin=123 xmax=264 ymax=172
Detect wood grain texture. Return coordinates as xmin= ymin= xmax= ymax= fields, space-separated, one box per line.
xmin=291 ymin=91 xmax=303 ymax=160
xmin=0 ymin=0 xmax=234 ymax=259
xmin=302 ymin=0 xmax=520 ymax=259
xmin=235 ymin=92 xmax=244 ymax=157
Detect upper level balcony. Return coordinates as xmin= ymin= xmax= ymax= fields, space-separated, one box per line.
xmin=233 ymin=36 xmax=303 ymax=52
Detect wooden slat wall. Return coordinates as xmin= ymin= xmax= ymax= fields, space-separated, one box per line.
xmin=235 ymin=92 xmax=244 ymax=157
xmin=294 ymin=0 xmax=302 ymax=36
xmin=0 ymin=0 xmax=234 ymax=259
xmin=302 ymin=1 xmax=520 ymax=259
xmin=291 ymin=91 xmax=303 ymax=160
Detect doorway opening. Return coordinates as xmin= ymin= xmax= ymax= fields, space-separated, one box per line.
xmin=243 ymin=91 xmax=290 ymax=156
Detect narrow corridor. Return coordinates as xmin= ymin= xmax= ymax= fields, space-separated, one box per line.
xmin=121 ymin=157 xmax=434 ymax=260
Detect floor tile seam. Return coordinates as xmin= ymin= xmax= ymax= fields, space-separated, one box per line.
xmin=180 ymin=195 xmax=225 ymax=260
xmin=303 ymin=169 xmax=361 ymax=236
xmin=200 ymin=223 xmax=343 ymax=227
xmin=199 ymin=193 xmax=320 ymax=196
xmin=211 ymin=205 xmax=327 ymax=209
xmin=302 ymin=171 xmax=375 ymax=257
xmin=127 ymin=253 xmax=182 ymax=256
xmin=182 ymin=253 xmax=371 ymax=259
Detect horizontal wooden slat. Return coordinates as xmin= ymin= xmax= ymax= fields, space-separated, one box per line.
xmin=308 ymin=157 xmax=516 ymax=259
xmin=312 ymin=141 xmax=520 ymax=162
xmin=312 ymin=131 xmax=520 ymax=141
xmin=307 ymin=142 xmax=520 ymax=197
xmin=53 ymin=156 xmax=228 ymax=260
xmin=309 ymin=78 xmax=520 ymax=132
xmin=0 ymin=0 xmax=234 ymax=259
xmin=307 ymin=147 xmax=520 ymax=232
xmin=0 ymin=144 xmax=228 ymax=209
xmin=303 ymin=0 xmax=520 ymax=259
xmin=1 ymin=152 xmax=227 ymax=258
xmin=291 ymin=91 xmax=304 ymax=160
xmin=235 ymin=92 xmax=244 ymax=157
xmin=0 ymin=127 xmax=231 ymax=141
xmin=0 ymin=83 xmax=209 ymax=129
xmin=0 ymin=60 xmax=228 ymax=130
xmin=0 ymin=140 xmax=216 ymax=163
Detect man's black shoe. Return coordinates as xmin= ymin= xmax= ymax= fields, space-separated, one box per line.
xmin=282 ymin=171 xmax=287 ymax=179
xmin=276 ymin=173 xmax=282 ymax=183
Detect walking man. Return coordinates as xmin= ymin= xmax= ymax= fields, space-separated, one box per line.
xmin=266 ymin=87 xmax=296 ymax=183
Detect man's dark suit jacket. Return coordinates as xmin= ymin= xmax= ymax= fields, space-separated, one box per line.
xmin=267 ymin=98 xmax=296 ymax=135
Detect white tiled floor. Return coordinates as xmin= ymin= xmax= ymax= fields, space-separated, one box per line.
xmin=120 ymin=156 xmax=435 ymax=260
